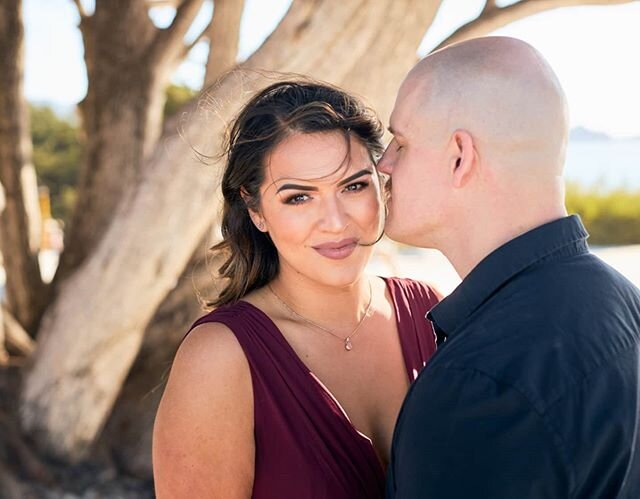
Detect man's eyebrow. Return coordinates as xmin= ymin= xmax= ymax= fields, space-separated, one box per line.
xmin=274 ymin=168 xmax=372 ymax=193
xmin=387 ymin=125 xmax=402 ymax=137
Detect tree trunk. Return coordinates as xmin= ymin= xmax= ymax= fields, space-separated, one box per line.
xmin=54 ymin=0 xmax=170 ymax=282
xmin=0 ymin=306 xmax=7 ymax=365
xmin=100 ymin=242 xmax=222 ymax=477
xmin=204 ymin=0 xmax=245 ymax=87
xmin=3 ymin=305 xmax=36 ymax=357
xmin=0 ymin=0 xmax=46 ymax=334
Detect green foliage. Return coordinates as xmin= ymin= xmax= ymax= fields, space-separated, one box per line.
xmin=30 ymin=84 xmax=197 ymax=224
xmin=164 ymin=84 xmax=197 ymax=117
xmin=30 ymin=105 xmax=81 ymax=223
xmin=566 ymin=183 xmax=640 ymax=245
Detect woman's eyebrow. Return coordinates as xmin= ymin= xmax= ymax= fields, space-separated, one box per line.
xmin=336 ymin=169 xmax=372 ymax=187
xmin=275 ymin=169 xmax=372 ymax=193
xmin=276 ymin=183 xmax=318 ymax=194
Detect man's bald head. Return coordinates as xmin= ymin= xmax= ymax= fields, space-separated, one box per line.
xmin=380 ymin=37 xmax=570 ymax=273
xmin=399 ymin=36 xmax=569 ymax=176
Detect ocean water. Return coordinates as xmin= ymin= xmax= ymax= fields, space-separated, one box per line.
xmin=564 ymin=140 xmax=640 ymax=190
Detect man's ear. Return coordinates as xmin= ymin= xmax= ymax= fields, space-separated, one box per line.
xmin=450 ymin=129 xmax=476 ymax=189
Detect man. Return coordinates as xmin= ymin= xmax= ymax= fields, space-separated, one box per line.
xmin=379 ymin=36 xmax=640 ymax=498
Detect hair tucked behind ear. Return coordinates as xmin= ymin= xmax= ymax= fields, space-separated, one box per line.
xmin=208 ymin=79 xmax=384 ymax=307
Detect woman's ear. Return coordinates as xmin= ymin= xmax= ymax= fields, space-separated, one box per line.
xmin=240 ymin=188 xmax=267 ymax=232
xmin=449 ymin=129 xmax=476 ymax=189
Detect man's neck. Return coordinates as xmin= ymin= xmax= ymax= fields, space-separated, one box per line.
xmin=442 ymin=210 xmax=568 ymax=279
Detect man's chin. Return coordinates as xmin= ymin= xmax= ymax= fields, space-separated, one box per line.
xmin=384 ymin=219 xmax=433 ymax=248
xmin=384 ymin=220 xmax=414 ymax=245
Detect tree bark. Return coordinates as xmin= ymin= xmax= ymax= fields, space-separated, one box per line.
xmin=338 ymin=0 xmax=443 ymax=123
xmin=55 ymin=0 xmax=205 ymax=283
xmin=100 ymin=243 xmax=222 ymax=477
xmin=0 ymin=0 xmax=46 ymax=333
xmin=102 ymin=0 xmax=246 ymax=472
xmin=3 ymin=305 xmax=36 ymax=357
xmin=432 ymin=0 xmax=635 ymax=52
xmin=204 ymin=0 xmax=245 ymax=87
xmin=0 ymin=306 xmax=7 ymax=365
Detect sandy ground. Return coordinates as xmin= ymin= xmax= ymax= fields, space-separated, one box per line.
xmin=368 ymin=243 xmax=640 ymax=296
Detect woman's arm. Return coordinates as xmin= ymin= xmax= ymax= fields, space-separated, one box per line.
xmin=153 ymin=322 xmax=255 ymax=498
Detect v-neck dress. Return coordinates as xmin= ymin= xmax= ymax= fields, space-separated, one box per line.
xmin=188 ymin=277 xmax=438 ymax=499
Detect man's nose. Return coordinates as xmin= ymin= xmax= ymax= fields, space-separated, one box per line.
xmin=377 ymin=147 xmax=394 ymax=175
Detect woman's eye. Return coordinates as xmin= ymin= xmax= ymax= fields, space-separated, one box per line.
xmin=284 ymin=193 xmax=310 ymax=205
xmin=344 ymin=181 xmax=369 ymax=193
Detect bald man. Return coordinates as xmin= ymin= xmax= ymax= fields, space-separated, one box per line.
xmin=379 ymin=37 xmax=640 ymax=499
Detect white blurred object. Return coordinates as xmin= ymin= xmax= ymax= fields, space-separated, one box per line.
xmin=368 ymin=244 xmax=461 ymax=297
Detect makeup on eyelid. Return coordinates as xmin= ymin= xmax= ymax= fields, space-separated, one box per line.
xmin=282 ymin=180 xmax=371 ymax=205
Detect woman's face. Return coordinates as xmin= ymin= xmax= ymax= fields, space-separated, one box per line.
xmin=254 ymin=131 xmax=383 ymax=289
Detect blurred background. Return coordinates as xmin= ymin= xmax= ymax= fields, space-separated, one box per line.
xmin=1 ymin=0 xmax=638 ymax=496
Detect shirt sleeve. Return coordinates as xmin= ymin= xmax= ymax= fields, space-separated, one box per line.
xmin=388 ymin=365 xmax=571 ymax=499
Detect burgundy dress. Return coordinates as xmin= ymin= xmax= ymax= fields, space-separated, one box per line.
xmin=189 ymin=277 xmax=438 ymax=499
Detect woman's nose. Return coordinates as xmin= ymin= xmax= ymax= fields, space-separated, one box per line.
xmin=318 ymin=197 xmax=349 ymax=232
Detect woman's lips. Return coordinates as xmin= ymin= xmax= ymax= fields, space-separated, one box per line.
xmin=312 ymin=238 xmax=358 ymax=260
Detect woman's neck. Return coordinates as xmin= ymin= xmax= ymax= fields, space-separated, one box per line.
xmin=267 ymin=270 xmax=372 ymax=332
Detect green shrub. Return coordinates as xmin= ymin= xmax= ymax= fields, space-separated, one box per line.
xmin=30 ymin=105 xmax=81 ymax=223
xmin=566 ymin=183 xmax=640 ymax=245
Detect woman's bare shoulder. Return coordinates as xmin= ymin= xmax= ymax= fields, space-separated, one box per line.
xmin=153 ymin=321 xmax=254 ymax=498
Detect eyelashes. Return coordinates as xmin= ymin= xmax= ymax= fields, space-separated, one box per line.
xmin=343 ymin=181 xmax=369 ymax=193
xmin=283 ymin=181 xmax=371 ymax=206
xmin=284 ymin=193 xmax=310 ymax=205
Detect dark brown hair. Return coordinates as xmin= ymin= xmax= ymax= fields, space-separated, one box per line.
xmin=209 ymin=79 xmax=384 ymax=307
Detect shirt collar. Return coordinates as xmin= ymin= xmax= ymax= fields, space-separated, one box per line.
xmin=427 ymin=215 xmax=589 ymax=340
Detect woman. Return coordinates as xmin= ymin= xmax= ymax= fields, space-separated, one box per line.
xmin=152 ymin=80 xmax=439 ymax=498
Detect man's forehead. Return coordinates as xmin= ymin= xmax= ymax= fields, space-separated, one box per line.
xmin=389 ymin=101 xmax=413 ymax=139
xmin=390 ymin=74 xmax=431 ymax=137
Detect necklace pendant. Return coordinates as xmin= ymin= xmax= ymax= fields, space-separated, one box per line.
xmin=344 ymin=337 xmax=353 ymax=351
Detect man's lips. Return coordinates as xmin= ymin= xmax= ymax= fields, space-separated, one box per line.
xmin=312 ymin=238 xmax=358 ymax=260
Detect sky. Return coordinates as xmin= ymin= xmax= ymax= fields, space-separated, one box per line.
xmin=23 ymin=0 xmax=640 ymax=138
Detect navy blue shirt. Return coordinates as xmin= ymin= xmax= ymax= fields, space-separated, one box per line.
xmin=387 ymin=215 xmax=640 ymax=498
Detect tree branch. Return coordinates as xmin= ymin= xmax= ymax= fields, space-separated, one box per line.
xmin=204 ymin=0 xmax=245 ymax=87
xmin=3 ymin=305 xmax=36 ymax=357
xmin=482 ymin=0 xmax=498 ymax=15
xmin=0 ymin=0 xmax=48 ymax=332
xmin=433 ymin=0 xmax=635 ymax=52
xmin=181 ymin=17 xmax=212 ymax=59
xmin=149 ymin=0 xmax=206 ymax=67
xmin=0 ymin=306 xmax=7 ymax=365
xmin=71 ymin=0 xmax=88 ymax=19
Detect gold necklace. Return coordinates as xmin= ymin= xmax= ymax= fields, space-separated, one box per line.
xmin=268 ymin=280 xmax=373 ymax=351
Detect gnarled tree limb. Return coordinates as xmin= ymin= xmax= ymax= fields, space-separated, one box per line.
xmin=149 ymin=0 xmax=206 ymax=68
xmin=204 ymin=0 xmax=245 ymax=87
xmin=433 ymin=0 xmax=635 ymax=52
xmin=0 ymin=0 xmax=47 ymax=333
